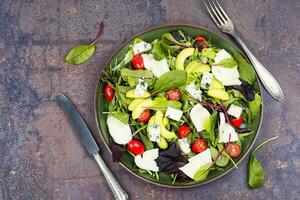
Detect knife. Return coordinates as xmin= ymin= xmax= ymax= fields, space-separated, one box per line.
xmin=56 ymin=93 xmax=129 ymax=200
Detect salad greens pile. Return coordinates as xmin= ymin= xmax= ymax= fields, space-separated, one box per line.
xmin=101 ymin=30 xmax=262 ymax=183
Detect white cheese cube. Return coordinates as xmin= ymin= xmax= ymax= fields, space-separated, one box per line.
xmin=200 ymin=72 xmax=213 ymax=89
xmin=227 ymin=104 xmax=243 ymax=118
xmin=218 ymin=112 xmax=239 ymax=143
xmin=148 ymin=124 xmax=161 ymax=142
xmin=135 ymin=78 xmax=148 ymax=96
xmin=132 ymin=41 xmax=152 ymax=55
xmin=165 ymin=106 xmax=183 ymax=121
xmin=185 ymin=83 xmax=202 ymax=101
xmin=177 ymin=138 xmax=191 ymax=154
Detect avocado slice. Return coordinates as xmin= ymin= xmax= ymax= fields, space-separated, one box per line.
xmin=185 ymin=61 xmax=211 ymax=75
xmin=126 ymin=89 xmax=150 ymax=99
xmin=132 ymin=99 xmax=153 ymax=119
xmin=207 ymin=89 xmax=229 ymax=101
xmin=154 ymin=110 xmax=177 ymax=141
xmin=175 ymin=48 xmax=195 ymax=70
xmin=157 ymin=137 xmax=168 ymax=149
xmin=209 ymin=78 xmax=223 ymax=90
xmin=128 ymin=99 xmax=144 ymax=111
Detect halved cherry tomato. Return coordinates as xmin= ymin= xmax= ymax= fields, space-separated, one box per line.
xmin=167 ymin=88 xmax=181 ymax=101
xmin=225 ymin=143 xmax=241 ymax=158
xmin=230 ymin=116 xmax=243 ymax=128
xmin=191 ymin=138 xmax=207 ymax=153
xmin=178 ymin=125 xmax=191 ymax=138
xmin=127 ymin=140 xmax=145 ymax=155
xmin=195 ymin=35 xmax=207 ymax=43
xmin=138 ymin=109 xmax=151 ymax=123
xmin=104 ymin=84 xmax=115 ymax=102
xmin=132 ymin=54 xmax=144 ymax=70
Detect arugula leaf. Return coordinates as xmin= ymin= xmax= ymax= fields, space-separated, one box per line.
xmin=154 ymin=70 xmax=187 ymax=92
xmin=248 ymin=136 xmax=278 ymax=189
xmin=112 ymin=111 xmax=129 ymax=124
xmin=152 ymin=97 xmax=182 ymax=112
xmin=120 ymin=68 xmax=154 ymax=86
xmin=201 ymin=48 xmax=216 ymax=59
xmin=65 ymin=22 xmax=104 ymax=65
xmin=233 ymin=52 xmax=256 ymax=84
xmin=116 ymin=85 xmax=131 ymax=108
xmin=151 ymin=39 xmax=166 ymax=60
xmin=217 ymin=58 xmax=237 ymax=68
xmin=249 ymin=94 xmax=262 ymax=119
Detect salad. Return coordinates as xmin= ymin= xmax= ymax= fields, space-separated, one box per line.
xmin=100 ymin=30 xmax=262 ymax=183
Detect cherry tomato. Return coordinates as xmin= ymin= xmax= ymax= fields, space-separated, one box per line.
xmin=191 ymin=138 xmax=207 ymax=153
xmin=127 ymin=140 xmax=145 ymax=155
xmin=230 ymin=116 xmax=243 ymax=128
xmin=195 ymin=35 xmax=207 ymax=43
xmin=104 ymin=84 xmax=115 ymax=102
xmin=178 ymin=125 xmax=191 ymax=138
xmin=132 ymin=54 xmax=144 ymax=70
xmin=138 ymin=109 xmax=151 ymax=123
xmin=167 ymin=88 xmax=181 ymax=101
xmin=225 ymin=143 xmax=241 ymax=158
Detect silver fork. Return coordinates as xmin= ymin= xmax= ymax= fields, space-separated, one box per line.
xmin=204 ymin=0 xmax=284 ymax=101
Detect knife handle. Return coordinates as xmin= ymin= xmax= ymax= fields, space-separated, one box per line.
xmin=93 ymin=153 xmax=129 ymax=200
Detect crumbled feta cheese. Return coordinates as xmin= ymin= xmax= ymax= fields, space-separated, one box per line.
xmin=200 ymin=72 xmax=214 ymax=89
xmin=165 ymin=106 xmax=183 ymax=121
xmin=190 ymin=104 xmax=211 ymax=132
xmin=148 ymin=124 xmax=161 ymax=142
xmin=141 ymin=54 xmax=170 ymax=77
xmin=177 ymin=138 xmax=191 ymax=154
xmin=179 ymin=149 xmax=212 ymax=179
xmin=132 ymin=41 xmax=152 ymax=55
xmin=134 ymin=78 xmax=148 ymax=96
xmin=218 ymin=112 xmax=239 ymax=143
xmin=185 ymin=83 xmax=202 ymax=101
xmin=227 ymin=104 xmax=243 ymax=118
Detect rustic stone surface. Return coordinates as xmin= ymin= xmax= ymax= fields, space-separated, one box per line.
xmin=0 ymin=0 xmax=299 ymax=199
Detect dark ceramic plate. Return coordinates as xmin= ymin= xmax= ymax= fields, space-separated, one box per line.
xmin=94 ymin=25 xmax=263 ymax=188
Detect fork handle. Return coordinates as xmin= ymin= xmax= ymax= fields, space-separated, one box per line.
xmin=93 ymin=153 xmax=129 ymax=200
xmin=231 ymin=32 xmax=284 ymax=100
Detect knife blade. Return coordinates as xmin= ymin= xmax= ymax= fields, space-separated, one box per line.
xmin=56 ymin=93 xmax=128 ymax=200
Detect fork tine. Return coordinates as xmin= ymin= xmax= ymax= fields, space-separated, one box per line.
xmin=206 ymin=0 xmax=224 ymax=25
xmin=214 ymin=0 xmax=229 ymax=20
xmin=203 ymin=0 xmax=220 ymax=26
xmin=209 ymin=0 xmax=226 ymax=23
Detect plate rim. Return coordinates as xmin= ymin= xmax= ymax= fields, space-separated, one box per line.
xmin=94 ymin=24 xmax=264 ymax=188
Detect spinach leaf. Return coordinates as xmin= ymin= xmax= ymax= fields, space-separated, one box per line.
xmin=139 ymin=133 xmax=154 ymax=151
xmin=248 ymin=136 xmax=278 ymax=189
xmin=233 ymin=52 xmax=256 ymax=84
xmin=65 ymin=22 xmax=104 ymax=65
xmin=114 ymin=49 xmax=134 ymax=70
xmin=112 ymin=111 xmax=129 ymax=124
xmin=152 ymin=97 xmax=182 ymax=112
xmin=249 ymin=94 xmax=262 ymax=119
xmin=216 ymin=57 xmax=237 ymax=68
xmin=204 ymin=111 xmax=218 ymax=145
xmin=154 ymin=70 xmax=187 ymax=92
xmin=116 ymin=85 xmax=131 ymax=108
xmin=120 ymin=68 xmax=154 ymax=86
xmin=193 ymin=163 xmax=211 ymax=181
xmin=210 ymin=146 xmax=229 ymax=167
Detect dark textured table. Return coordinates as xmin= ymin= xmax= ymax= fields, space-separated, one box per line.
xmin=0 ymin=0 xmax=299 ymax=199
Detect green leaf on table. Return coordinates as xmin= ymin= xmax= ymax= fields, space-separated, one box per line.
xmin=216 ymin=58 xmax=237 ymax=68
xmin=248 ymin=136 xmax=278 ymax=189
xmin=154 ymin=70 xmax=187 ymax=92
xmin=65 ymin=45 xmax=96 ymax=65
xmin=249 ymin=94 xmax=262 ymax=119
xmin=233 ymin=52 xmax=256 ymax=84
